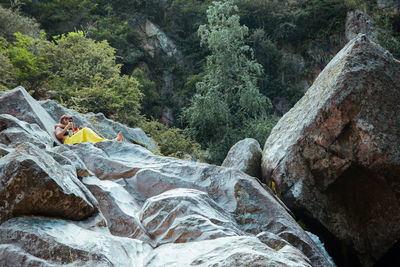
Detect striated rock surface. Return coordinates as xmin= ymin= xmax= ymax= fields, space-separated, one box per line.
xmin=0 ymin=114 xmax=53 ymax=149
xmin=0 ymin=86 xmax=334 ymax=266
xmin=0 ymin=87 xmax=59 ymax=144
xmin=82 ymin=176 xmax=153 ymax=244
xmin=0 ymin=217 xmax=152 ymax=266
xmin=0 ymin=142 xmax=98 ymax=224
xmin=69 ymin=140 xmax=332 ymax=266
xmin=262 ymin=34 xmax=400 ymax=266
xmin=145 ymin=236 xmax=312 ymax=267
xmin=140 ymin=188 xmax=244 ymax=246
xmin=222 ymin=138 xmax=262 ymax=179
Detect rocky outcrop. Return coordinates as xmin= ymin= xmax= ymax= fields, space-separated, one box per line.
xmin=0 ymin=217 xmax=152 ymax=266
xmin=40 ymin=99 xmax=158 ymax=152
xmin=0 ymin=114 xmax=53 ymax=149
xmin=222 ymin=138 xmax=262 ymax=179
xmin=0 ymin=86 xmax=333 ymax=266
xmin=145 ymin=236 xmax=312 ymax=267
xmin=0 ymin=87 xmax=59 ymax=144
xmin=262 ymin=34 xmax=400 ymax=266
xmin=0 ymin=142 xmax=99 ymax=224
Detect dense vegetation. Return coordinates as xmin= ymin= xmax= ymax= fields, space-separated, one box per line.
xmin=0 ymin=0 xmax=399 ymax=163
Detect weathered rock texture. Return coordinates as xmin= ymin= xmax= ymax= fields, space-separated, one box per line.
xmin=0 ymin=217 xmax=152 ymax=266
xmin=0 ymin=86 xmax=333 ymax=266
xmin=262 ymin=34 xmax=400 ymax=266
xmin=0 ymin=87 xmax=59 ymax=144
xmin=222 ymin=138 xmax=262 ymax=179
xmin=0 ymin=143 xmax=98 ymax=224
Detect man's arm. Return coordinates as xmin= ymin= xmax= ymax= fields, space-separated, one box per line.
xmin=55 ymin=122 xmax=73 ymax=139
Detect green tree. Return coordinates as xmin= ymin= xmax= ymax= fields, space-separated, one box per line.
xmin=48 ymin=31 xmax=143 ymax=126
xmin=183 ymin=0 xmax=273 ymax=163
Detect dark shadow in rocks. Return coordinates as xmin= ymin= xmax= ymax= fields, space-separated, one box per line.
xmin=292 ymin=207 xmax=361 ymax=267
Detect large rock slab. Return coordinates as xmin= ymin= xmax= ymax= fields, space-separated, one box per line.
xmin=68 ymin=141 xmax=332 ymax=266
xmin=222 ymin=138 xmax=262 ymax=179
xmin=0 ymin=217 xmax=152 ymax=266
xmin=0 ymin=142 xmax=98 ymax=224
xmin=145 ymin=236 xmax=311 ymax=267
xmin=0 ymin=87 xmax=59 ymax=144
xmin=140 ymin=188 xmax=244 ymax=246
xmin=262 ymin=34 xmax=400 ymax=266
xmin=40 ymin=99 xmax=158 ymax=152
xmin=0 ymin=114 xmax=53 ymax=149
xmin=82 ymin=176 xmax=153 ymax=244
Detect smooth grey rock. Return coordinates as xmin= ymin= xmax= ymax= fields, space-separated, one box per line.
xmin=222 ymin=138 xmax=262 ymax=179
xmin=69 ymin=140 xmax=332 ymax=266
xmin=262 ymin=34 xmax=400 ymax=266
xmin=140 ymin=188 xmax=244 ymax=246
xmin=0 ymin=114 xmax=53 ymax=149
xmin=0 ymin=142 xmax=98 ymax=224
xmin=145 ymin=236 xmax=312 ymax=267
xmin=82 ymin=176 xmax=153 ymax=245
xmin=0 ymin=217 xmax=152 ymax=266
xmin=0 ymin=87 xmax=59 ymax=144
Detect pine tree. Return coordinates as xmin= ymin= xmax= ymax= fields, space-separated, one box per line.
xmin=183 ymin=0 xmax=272 ymax=163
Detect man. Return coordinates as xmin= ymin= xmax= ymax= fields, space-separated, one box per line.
xmin=54 ymin=114 xmax=123 ymax=144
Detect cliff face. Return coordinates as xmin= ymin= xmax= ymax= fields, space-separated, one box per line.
xmin=0 ymin=87 xmax=332 ymax=266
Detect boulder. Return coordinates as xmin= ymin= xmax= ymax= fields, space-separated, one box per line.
xmin=68 ymin=140 xmax=332 ymax=266
xmin=0 ymin=217 xmax=152 ymax=266
xmin=40 ymin=99 xmax=158 ymax=152
xmin=140 ymin=188 xmax=244 ymax=246
xmin=0 ymin=87 xmax=59 ymax=144
xmin=262 ymin=34 xmax=400 ymax=266
xmin=0 ymin=114 xmax=53 ymax=149
xmin=0 ymin=142 xmax=98 ymax=224
xmin=82 ymin=176 xmax=153 ymax=244
xmin=145 ymin=236 xmax=311 ymax=266
xmin=222 ymin=138 xmax=262 ymax=179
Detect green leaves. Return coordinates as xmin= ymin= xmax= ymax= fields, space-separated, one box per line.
xmin=183 ymin=0 xmax=275 ymax=163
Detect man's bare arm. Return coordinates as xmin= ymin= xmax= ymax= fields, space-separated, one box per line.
xmin=55 ymin=122 xmax=73 ymax=139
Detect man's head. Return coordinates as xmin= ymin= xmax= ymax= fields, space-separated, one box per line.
xmin=59 ymin=114 xmax=73 ymax=124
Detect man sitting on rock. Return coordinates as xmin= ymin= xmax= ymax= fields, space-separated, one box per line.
xmin=55 ymin=114 xmax=123 ymax=144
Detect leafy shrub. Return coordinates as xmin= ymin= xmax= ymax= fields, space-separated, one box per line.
xmin=0 ymin=5 xmax=41 ymax=41
xmin=139 ymin=120 xmax=204 ymax=161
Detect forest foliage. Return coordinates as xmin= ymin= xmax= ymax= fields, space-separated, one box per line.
xmin=0 ymin=0 xmax=399 ymax=163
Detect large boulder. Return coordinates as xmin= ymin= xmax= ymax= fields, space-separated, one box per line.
xmin=0 ymin=87 xmax=59 ymax=144
xmin=222 ymin=138 xmax=262 ymax=179
xmin=0 ymin=142 xmax=99 ymax=224
xmin=0 ymin=217 xmax=152 ymax=266
xmin=40 ymin=99 xmax=158 ymax=152
xmin=262 ymin=34 xmax=400 ymax=266
xmin=68 ymin=140 xmax=332 ymax=266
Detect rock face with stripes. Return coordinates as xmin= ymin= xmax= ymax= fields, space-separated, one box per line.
xmin=0 ymin=85 xmax=333 ymax=266
xmin=262 ymin=34 xmax=400 ymax=266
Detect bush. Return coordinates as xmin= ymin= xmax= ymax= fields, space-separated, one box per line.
xmin=139 ymin=120 xmax=204 ymax=161
xmin=48 ymin=31 xmax=143 ymax=126
xmin=0 ymin=5 xmax=41 ymax=42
